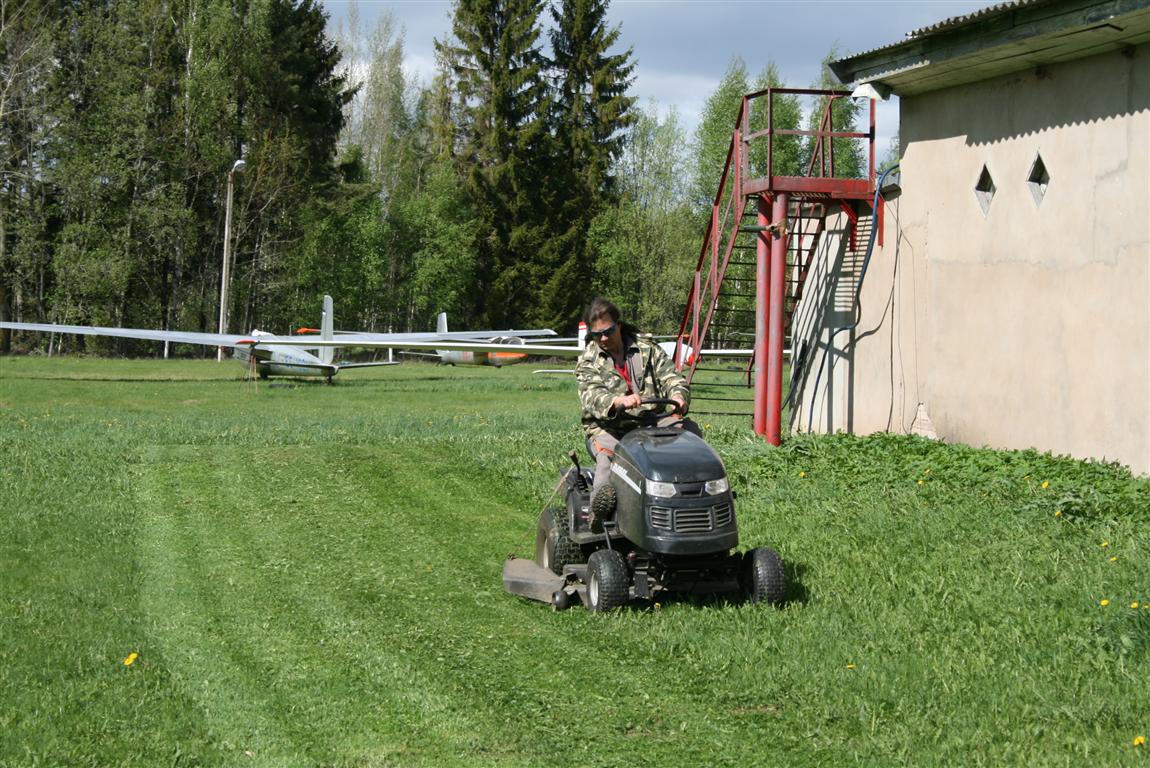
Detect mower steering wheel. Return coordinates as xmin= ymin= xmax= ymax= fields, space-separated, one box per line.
xmin=639 ymin=398 xmax=686 ymax=416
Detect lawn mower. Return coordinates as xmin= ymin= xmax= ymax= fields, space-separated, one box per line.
xmin=502 ymin=399 xmax=787 ymax=612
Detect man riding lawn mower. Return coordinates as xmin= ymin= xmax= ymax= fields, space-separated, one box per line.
xmin=501 ymin=299 xmax=787 ymax=612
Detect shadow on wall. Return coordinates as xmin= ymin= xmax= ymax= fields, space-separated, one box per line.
xmin=786 ymin=212 xmax=873 ymax=435
xmin=903 ymin=45 xmax=1149 ymax=148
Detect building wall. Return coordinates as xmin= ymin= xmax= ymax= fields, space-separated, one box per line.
xmin=798 ymin=44 xmax=1150 ymax=475
xmin=788 ymin=209 xmax=867 ymax=436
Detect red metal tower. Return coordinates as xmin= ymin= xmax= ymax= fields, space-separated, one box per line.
xmin=675 ymin=88 xmax=879 ymax=445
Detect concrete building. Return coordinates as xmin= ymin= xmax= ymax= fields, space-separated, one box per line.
xmin=792 ymin=0 xmax=1149 ymax=474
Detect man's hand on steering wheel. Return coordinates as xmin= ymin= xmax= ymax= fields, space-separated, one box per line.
xmin=638 ymin=397 xmax=687 ymax=416
xmin=614 ymin=395 xmax=689 ymax=418
xmin=613 ymin=393 xmax=643 ymax=411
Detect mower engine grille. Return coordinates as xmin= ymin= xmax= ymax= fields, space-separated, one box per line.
xmin=649 ymin=503 xmax=734 ymax=533
xmin=713 ymin=503 xmax=733 ymax=527
xmin=650 ymin=506 xmax=673 ymax=530
xmin=675 ymin=508 xmax=714 ymax=532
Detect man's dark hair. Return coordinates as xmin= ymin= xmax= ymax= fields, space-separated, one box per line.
xmin=584 ymin=297 xmax=640 ymax=339
xmin=584 ymin=297 xmax=620 ymax=326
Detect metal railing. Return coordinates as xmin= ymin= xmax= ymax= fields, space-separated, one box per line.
xmin=674 ymin=88 xmax=877 ymax=441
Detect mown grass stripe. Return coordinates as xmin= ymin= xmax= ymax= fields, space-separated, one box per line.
xmin=136 ymin=445 xmax=483 ymax=764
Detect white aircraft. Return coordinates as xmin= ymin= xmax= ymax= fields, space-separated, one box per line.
xmin=0 ymin=296 xmax=562 ymax=382
xmin=225 ymin=327 xmax=590 ymax=362
xmin=230 ymin=322 xmax=751 ymax=371
xmin=395 ymin=314 xmax=579 ymax=367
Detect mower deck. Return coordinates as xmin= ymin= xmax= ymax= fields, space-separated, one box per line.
xmin=502 ymin=556 xmax=587 ymax=606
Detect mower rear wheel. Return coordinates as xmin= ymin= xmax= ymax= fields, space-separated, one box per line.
xmin=536 ymin=507 xmax=584 ymax=575
xmin=586 ymin=549 xmax=629 ymax=612
xmin=746 ymin=547 xmax=787 ymax=605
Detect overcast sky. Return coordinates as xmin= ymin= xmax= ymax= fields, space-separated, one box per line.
xmin=323 ymin=0 xmax=995 ymax=150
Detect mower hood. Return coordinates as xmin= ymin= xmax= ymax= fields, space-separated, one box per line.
xmin=616 ymin=429 xmax=726 ymax=484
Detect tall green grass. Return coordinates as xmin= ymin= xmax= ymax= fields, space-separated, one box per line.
xmin=1 ymin=356 xmax=1147 ymax=766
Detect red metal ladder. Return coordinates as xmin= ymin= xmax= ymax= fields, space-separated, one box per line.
xmin=674 ymin=88 xmax=879 ymax=444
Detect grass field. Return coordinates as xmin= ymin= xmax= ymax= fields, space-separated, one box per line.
xmin=1 ymin=356 xmax=1148 ymax=767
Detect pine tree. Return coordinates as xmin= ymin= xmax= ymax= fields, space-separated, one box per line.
xmin=435 ymin=0 xmax=551 ymax=328
xmin=543 ymin=0 xmax=635 ymax=328
xmin=550 ymin=0 xmax=634 ymax=201
xmin=248 ymin=0 xmax=351 ymax=185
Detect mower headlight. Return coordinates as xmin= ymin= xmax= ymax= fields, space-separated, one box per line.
xmin=646 ymin=480 xmax=677 ymax=498
xmin=704 ymin=477 xmax=729 ymax=495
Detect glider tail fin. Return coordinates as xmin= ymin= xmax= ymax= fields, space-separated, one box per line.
xmin=319 ymin=295 xmax=334 ymax=365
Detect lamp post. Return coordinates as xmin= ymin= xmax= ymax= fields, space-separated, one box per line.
xmin=217 ymin=159 xmax=246 ymax=361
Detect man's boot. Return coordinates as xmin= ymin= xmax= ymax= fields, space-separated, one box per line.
xmin=589 ymin=483 xmax=616 ymax=533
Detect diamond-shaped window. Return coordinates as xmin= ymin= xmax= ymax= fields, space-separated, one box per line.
xmin=974 ymin=165 xmax=996 ymax=215
xmin=1027 ymin=153 xmax=1050 ymax=206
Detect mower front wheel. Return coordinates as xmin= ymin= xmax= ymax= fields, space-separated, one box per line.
xmin=745 ymin=547 xmax=787 ymax=605
xmin=536 ymin=507 xmax=583 ymax=575
xmin=586 ymin=549 xmax=629 ymax=612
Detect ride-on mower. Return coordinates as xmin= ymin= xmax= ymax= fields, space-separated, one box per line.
xmin=502 ymin=399 xmax=787 ymax=612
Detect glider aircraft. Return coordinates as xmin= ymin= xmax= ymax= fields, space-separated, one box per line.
xmin=225 ymin=329 xmax=591 ymax=363
xmin=0 ymin=296 xmax=563 ymax=382
xmin=216 ymin=325 xmax=756 ymax=370
xmin=393 ymin=314 xmax=585 ymax=367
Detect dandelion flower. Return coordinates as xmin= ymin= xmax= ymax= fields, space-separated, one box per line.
xmin=1110 ymin=556 xmax=1118 ymax=563
xmin=846 ymin=664 xmax=856 ymax=670
xmin=1134 ymin=735 xmax=1146 ymax=747
xmin=123 ymin=652 xmax=139 ymax=666
xmin=1101 ymin=541 xmax=1110 ymax=548
xmin=799 ymin=471 xmax=806 ymax=478
xmin=1100 ymin=599 xmax=1111 ymax=607
xmin=917 ymin=479 xmax=924 ymax=486
xmin=1054 ymin=510 xmax=1062 ymax=517
xmin=1041 ymin=480 xmax=1050 ymax=489
xmin=1131 ymin=602 xmax=1141 ymax=609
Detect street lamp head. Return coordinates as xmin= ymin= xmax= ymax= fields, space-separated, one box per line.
xmin=232 ymin=159 xmax=247 ymax=173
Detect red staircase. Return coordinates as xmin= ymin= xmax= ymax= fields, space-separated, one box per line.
xmin=674 ymin=88 xmax=880 ymax=444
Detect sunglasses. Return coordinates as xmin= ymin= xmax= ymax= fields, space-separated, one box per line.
xmin=586 ymin=323 xmax=618 ymax=342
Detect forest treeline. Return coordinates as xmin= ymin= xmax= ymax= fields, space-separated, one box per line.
xmin=0 ymin=0 xmax=866 ymax=354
